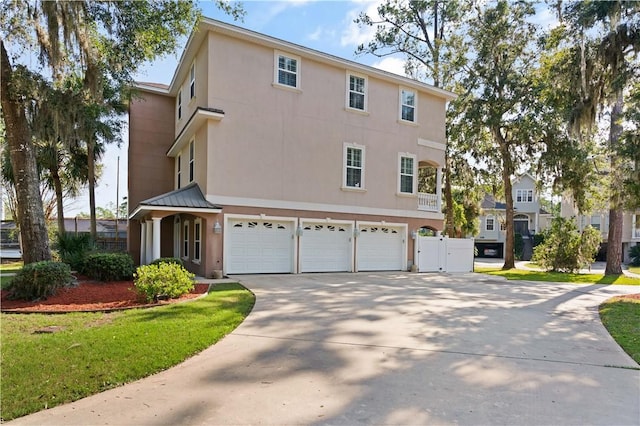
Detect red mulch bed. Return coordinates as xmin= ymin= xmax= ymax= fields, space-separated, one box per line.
xmin=1 ymin=279 xmax=209 ymax=313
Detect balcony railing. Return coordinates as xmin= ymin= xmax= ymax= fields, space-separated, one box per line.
xmin=418 ymin=192 xmax=439 ymax=212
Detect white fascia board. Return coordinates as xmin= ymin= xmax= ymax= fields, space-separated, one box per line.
xmin=207 ymin=194 xmax=445 ymax=221
xmin=129 ymin=205 xmax=222 ymax=220
xmin=167 ymin=108 xmax=224 ymax=157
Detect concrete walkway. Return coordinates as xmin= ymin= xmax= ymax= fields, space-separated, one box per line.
xmin=9 ymin=273 xmax=640 ymax=425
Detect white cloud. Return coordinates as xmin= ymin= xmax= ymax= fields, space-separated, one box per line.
xmin=371 ymin=57 xmax=407 ymax=77
xmin=307 ymin=25 xmax=336 ymax=42
xmin=340 ymin=1 xmax=383 ymax=48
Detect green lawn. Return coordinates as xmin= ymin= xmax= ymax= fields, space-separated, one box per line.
xmin=475 ymin=266 xmax=640 ymax=285
xmin=629 ymin=265 xmax=640 ymax=275
xmin=0 ymin=283 xmax=255 ymax=421
xmin=600 ymin=297 xmax=640 ymax=365
xmin=0 ymin=261 xmax=22 ymax=289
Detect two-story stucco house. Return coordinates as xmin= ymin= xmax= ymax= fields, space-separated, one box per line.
xmin=127 ymin=18 xmax=456 ymax=277
xmin=475 ymin=174 xmax=552 ymax=259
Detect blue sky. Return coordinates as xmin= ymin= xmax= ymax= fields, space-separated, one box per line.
xmin=68 ymin=0 xmax=404 ymax=216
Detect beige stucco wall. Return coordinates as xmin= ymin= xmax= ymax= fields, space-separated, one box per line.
xmin=127 ymin=92 xmax=176 ymax=263
xmin=198 ymin=33 xmax=447 ymax=214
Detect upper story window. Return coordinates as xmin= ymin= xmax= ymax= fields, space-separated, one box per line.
xmin=189 ymin=140 xmax=195 ymax=183
xmin=177 ymin=89 xmax=182 ymax=120
xmin=400 ymin=89 xmax=416 ymax=122
xmin=189 ymin=62 xmax=195 ymax=99
xmin=344 ymin=144 xmax=365 ymax=189
xmin=590 ymin=215 xmax=601 ymax=230
xmin=399 ymin=154 xmax=416 ymax=194
xmin=516 ymin=189 xmax=533 ymax=203
xmin=275 ymin=52 xmax=300 ymax=89
xmin=177 ymin=154 xmax=182 ymax=189
xmin=347 ymin=73 xmax=367 ymax=111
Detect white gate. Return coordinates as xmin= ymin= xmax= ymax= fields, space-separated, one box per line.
xmin=415 ymin=236 xmax=474 ymax=273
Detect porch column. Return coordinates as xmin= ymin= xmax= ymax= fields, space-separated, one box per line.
xmin=145 ymin=219 xmax=153 ymax=264
xmin=436 ymin=167 xmax=443 ymax=212
xmin=140 ymin=221 xmax=147 ymax=265
xmin=152 ymin=217 xmax=162 ymax=261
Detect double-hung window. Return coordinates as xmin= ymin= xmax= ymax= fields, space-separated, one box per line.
xmin=183 ymin=221 xmax=190 ymax=259
xmin=189 ymin=140 xmax=194 ymax=183
xmin=344 ymin=144 xmax=364 ymax=189
xmin=177 ymin=89 xmax=182 ymax=120
xmin=177 ymin=155 xmax=182 ymax=189
xmin=275 ymin=52 xmax=299 ymax=89
xmin=486 ymin=215 xmax=495 ymax=231
xmin=347 ymin=73 xmax=366 ymax=111
xmin=189 ymin=63 xmax=195 ymax=99
xmin=400 ymin=89 xmax=416 ymax=122
xmin=399 ymin=154 xmax=416 ymax=194
xmin=193 ymin=219 xmax=201 ymax=263
xmin=516 ymin=189 xmax=533 ymax=203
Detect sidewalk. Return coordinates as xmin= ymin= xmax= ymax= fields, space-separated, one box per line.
xmin=475 ymin=258 xmax=640 ymax=278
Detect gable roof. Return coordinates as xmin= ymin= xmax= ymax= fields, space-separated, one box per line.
xmin=129 ymin=183 xmax=222 ymax=219
xmin=481 ymin=194 xmax=507 ymax=210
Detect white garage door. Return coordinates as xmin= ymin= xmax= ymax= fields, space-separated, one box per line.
xmin=300 ymin=222 xmax=353 ymax=272
xmin=357 ymin=225 xmax=405 ymax=271
xmin=226 ymin=219 xmax=294 ymax=274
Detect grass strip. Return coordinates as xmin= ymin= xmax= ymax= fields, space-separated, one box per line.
xmin=600 ymin=297 xmax=640 ymax=365
xmin=0 ymin=283 xmax=254 ymax=421
xmin=475 ymin=266 xmax=640 ymax=285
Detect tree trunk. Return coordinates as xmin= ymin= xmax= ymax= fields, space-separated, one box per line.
xmin=497 ymin=131 xmax=515 ymax=270
xmin=51 ymin=165 xmax=66 ymax=234
xmin=1 ymin=40 xmax=51 ymax=264
xmin=605 ymin=92 xmax=624 ymax=275
xmin=87 ymin=137 xmax=97 ymax=240
xmin=444 ymin=150 xmax=455 ymax=236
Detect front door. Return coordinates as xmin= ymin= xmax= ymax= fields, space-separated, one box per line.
xmin=514 ymin=217 xmax=529 ymax=236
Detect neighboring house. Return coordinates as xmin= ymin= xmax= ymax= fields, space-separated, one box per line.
xmin=476 ymin=174 xmax=552 ymax=259
xmin=560 ymin=199 xmax=640 ymax=263
xmin=127 ymin=18 xmax=456 ymax=277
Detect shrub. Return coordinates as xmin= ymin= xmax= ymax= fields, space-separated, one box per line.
xmin=630 ymin=245 xmax=640 ymax=266
xmin=55 ymin=232 xmax=96 ymax=272
xmin=7 ymin=261 xmax=73 ymax=301
xmin=134 ymin=263 xmax=195 ymax=303
xmin=149 ymin=257 xmax=184 ymax=267
xmin=532 ymin=217 xmax=601 ymax=273
xmin=84 ymin=253 xmax=134 ymax=281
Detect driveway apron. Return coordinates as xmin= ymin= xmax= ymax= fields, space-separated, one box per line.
xmin=9 ymin=273 xmax=640 ymax=425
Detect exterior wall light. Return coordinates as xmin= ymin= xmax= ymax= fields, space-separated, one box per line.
xmin=213 ymin=221 xmax=222 ymax=234
xmin=296 ymin=225 xmax=304 ymax=236
xmin=411 ymin=230 xmax=418 ymax=240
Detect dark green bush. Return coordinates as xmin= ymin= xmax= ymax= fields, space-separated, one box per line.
xmin=134 ymin=263 xmax=195 ymax=303
xmin=149 ymin=257 xmax=184 ymax=267
xmin=84 ymin=253 xmax=134 ymax=281
xmin=7 ymin=261 xmax=73 ymax=301
xmin=55 ymin=232 xmax=96 ymax=272
xmin=533 ymin=233 xmax=545 ymax=247
xmin=630 ymin=245 xmax=640 ymax=266
xmin=514 ymin=233 xmax=524 ymax=260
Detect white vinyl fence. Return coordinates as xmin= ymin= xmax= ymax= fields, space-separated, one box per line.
xmin=414 ymin=236 xmax=474 ymax=273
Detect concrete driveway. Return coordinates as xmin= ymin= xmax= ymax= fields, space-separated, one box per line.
xmin=10 ymin=273 xmax=640 ymax=425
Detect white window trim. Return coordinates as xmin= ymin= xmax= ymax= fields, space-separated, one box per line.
xmin=193 ymin=218 xmax=202 ymax=264
xmin=516 ymin=189 xmax=534 ymax=203
xmin=177 ymin=154 xmax=182 ymax=189
xmin=183 ymin=220 xmax=190 ymax=260
xmin=273 ymin=50 xmax=301 ymax=91
xmin=174 ymin=215 xmax=181 ymax=258
xmin=486 ymin=215 xmax=495 ymax=231
xmin=189 ymin=139 xmax=195 ymax=183
xmin=177 ymin=89 xmax=183 ymax=120
xmin=189 ymin=61 xmax=196 ymax=100
xmin=399 ymin=87 xmax=417 ymax=123
xmin=345 ymin=71 xmax=368 ymax=113
xmin=397 ymin=153 xmax=417 ymax=195
xmin=342 ymin=142 xmax=366 ymax=191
